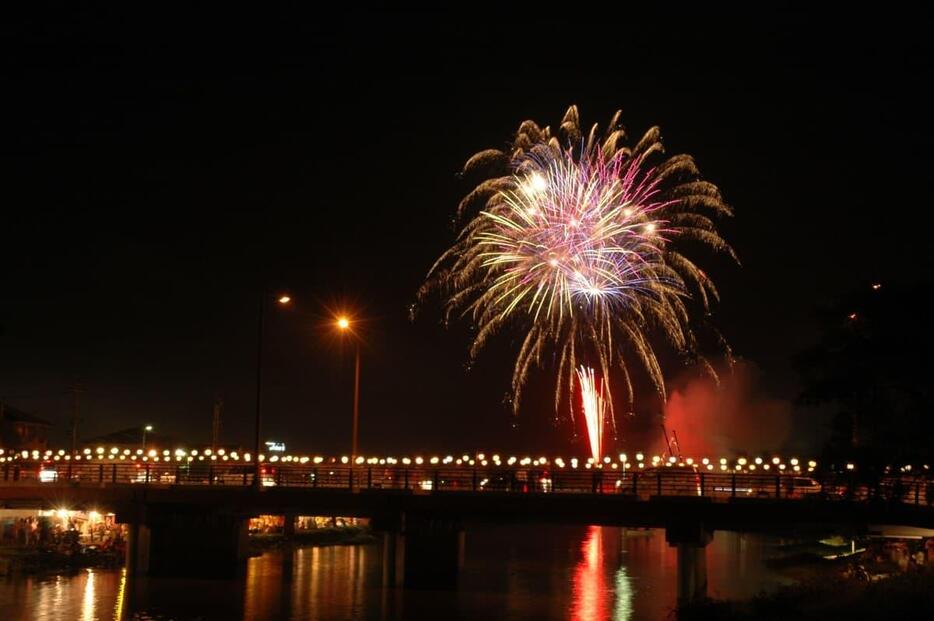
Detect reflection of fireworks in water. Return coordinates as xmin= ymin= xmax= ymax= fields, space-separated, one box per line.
xmin=577 ymin=366 xmax=607 ymax=462
xmin=572 ymin=526 xmax=609 ymax=621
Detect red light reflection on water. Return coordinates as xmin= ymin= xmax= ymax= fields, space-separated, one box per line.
xmin=572 ymin=525 xmax=610 ymax=621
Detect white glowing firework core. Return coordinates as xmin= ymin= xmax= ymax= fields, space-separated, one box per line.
xmin=577 ymin=365 xmax=607 ymax=463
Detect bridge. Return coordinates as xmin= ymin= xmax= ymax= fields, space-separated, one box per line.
xmin=2 ymin=452 xmax=933 ymax=603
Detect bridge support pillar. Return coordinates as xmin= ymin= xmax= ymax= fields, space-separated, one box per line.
xmin=125 ymin=521 xmax=151 ymax=575
xmin=666 ymin=523 xmax=712 ymax=605
xmin=119 ymin=506 xmax=249 ymax=578
xmin=382 ymin=532 xmax=406 ymax=587
xmin=283 ymin=513 xmax=296 ymax=539
xmin=377 ymin=514 xmax=464 ymax=589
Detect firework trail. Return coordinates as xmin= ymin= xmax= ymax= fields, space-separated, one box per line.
xmin=417 ymin=106 xmax=735 ymax=437
xmin=577 ymin=366 xmax=607 ymax=463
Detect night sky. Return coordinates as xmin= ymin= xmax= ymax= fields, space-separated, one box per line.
xmin=3 ymin=6 xmax=933 ymax=456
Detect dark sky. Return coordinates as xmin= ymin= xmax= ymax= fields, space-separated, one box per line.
xmin=3 ymin=5 xmax=933 ymax=456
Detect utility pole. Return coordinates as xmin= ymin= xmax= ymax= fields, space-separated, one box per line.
xmin=67 ymin=382 xmax=85 ymax=455
xmin=212 ymin=394 xmax=223 ymax=450
xmin=352 ymin=341 xmax=360 ymax=460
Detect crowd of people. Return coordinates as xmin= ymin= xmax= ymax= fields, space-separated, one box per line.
xmin=0 ymin=514 xmax=126 ymax=558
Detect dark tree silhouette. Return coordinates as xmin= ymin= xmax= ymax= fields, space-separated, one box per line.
xmin=796 ymin=282 xmax=934 ymax=463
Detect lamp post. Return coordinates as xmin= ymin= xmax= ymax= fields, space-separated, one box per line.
xmin=141 ymin=425 xmax=153 ymax=452
xmin=254 ymin=292 xmax=291 ymax=489
xmin=336 ymin=316 xmax=361 ymax=460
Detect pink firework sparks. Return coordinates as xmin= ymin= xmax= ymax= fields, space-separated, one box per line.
xmin=577 ymin=365 xmax=607 ymax=463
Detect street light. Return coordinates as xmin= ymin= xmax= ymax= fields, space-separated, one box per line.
xmin=254 ymin=291 xmax=292 ymax=489
xmin=142 ymin=425 xmax=153 ymax=452
xmin=336 ymin=316 xmax=361 ymax=460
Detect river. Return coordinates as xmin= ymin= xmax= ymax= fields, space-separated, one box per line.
xmin=0 ymin=525 xmax=797 ymax=620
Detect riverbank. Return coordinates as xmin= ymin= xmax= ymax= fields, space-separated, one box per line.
xmin=249 ymin=525 xmax=377 ymax=554
xmin=680 ymin=567 xmax=934 ymax=620
xmin=0 ymin=545 xmax=122 ymax=575
xmin=1 ymin=527 xmax=376 ymax=574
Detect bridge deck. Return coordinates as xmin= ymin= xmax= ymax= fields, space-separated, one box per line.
xmin=2 ymin=461 xmax=933 ymax=530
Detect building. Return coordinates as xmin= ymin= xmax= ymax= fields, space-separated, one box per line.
xmin=0 ymin=402 xmax=51 ymax=451
xmin=82 ymin=427 xmax=177 ymax=453
xmin=81 ymin=426 xmax=245 ymax=455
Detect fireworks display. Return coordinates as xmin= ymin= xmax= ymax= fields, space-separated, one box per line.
xmin=419 ymin=106 xmax=734 ymax=438
xmin=577 ymin=366 xmax=607 ymax=462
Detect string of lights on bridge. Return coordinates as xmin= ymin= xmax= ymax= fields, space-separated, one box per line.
xmin=0 ymin=447 xmax=839 ymax=474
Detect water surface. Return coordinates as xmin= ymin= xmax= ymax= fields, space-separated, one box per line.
xmin=0 ymin=525 xmax=795 ymax=620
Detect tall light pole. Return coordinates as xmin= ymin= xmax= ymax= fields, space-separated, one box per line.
xmin=142 ymin=425 xmax=153 ymax=452
xmin=254 ymin=292 xmax=291 ymax=489
xmin=336 ymin=316 xmax=360 ymax=460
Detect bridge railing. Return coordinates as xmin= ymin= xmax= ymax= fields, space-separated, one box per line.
xmin=2 ymin=460 xmax=932 ymax=506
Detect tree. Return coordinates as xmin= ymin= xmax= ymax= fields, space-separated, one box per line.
xmin=796 ymin=282 xmax=934 ymax=463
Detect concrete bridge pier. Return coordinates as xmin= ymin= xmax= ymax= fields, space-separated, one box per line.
xmin=125 ymin=520 xmax=151 ymax=575
xmin=666 ymin=522 xmax=713 ymax=605
xmin=378 ymin=513 xmax=464 ymax=589
xmin=283 ymin=513 xmax=296 ymax=539
xmin=119 ymin=505 xmax=249 ymax=578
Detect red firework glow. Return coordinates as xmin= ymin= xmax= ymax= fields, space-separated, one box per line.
xmin=660 ymin=361 xmax=792 ymax=457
